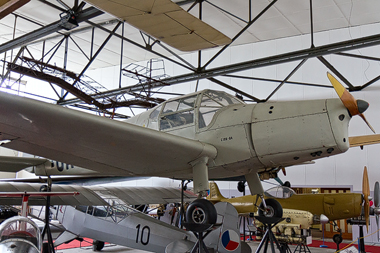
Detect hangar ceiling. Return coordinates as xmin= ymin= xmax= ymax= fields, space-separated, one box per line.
xmin=1 ymin=0 xmax=380 ymax=118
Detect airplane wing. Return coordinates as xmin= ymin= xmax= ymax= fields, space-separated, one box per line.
xmin=0 ymin=156 xmax=47 ymax=172
xmin=0 ymin=92 xmax=217 ymax=179
xmin=0 ymin=0 xmax=30 ymax=20
xmin=0 ymin=182 xmax=107 ymax=206
xmin=349 ymin=134 xmax=380 ymax=147
xmin=0 ymin=182 xmax=196 ymax=206
xmin=85 ymin=0 xmax=231 ymax=51
xmin=90 ymin=185 xmax=197 ymax=205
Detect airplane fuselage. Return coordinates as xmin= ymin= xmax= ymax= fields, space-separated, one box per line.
xmin=126 ymin=90 xmax=350 ymax=180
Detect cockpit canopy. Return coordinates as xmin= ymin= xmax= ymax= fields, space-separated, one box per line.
xmin=149 ymin=90 xmax=243 ymax=131
xmin=0 ymin=216 xmax=42 ymax=250
xmin=264 ymin=186 xmax=296 ymax=199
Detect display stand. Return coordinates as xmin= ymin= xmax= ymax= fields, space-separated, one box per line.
xmin=294 ymin=243 xmax=311 ymax=253
xmin=41 ymin=184 xmax=55 ymax=253
xmin=183 ymin=222 xmax=213 ymax=253
xmin=347 ymin=217 xmax=367 ymax=253
xmin=255 ymin=216 xmax=285 ymax=253
xmin=358 ymin=225 xmax=366 ymax=253
xmin=279 ymin=242 xmax=292 ymax=253
xmin=319 ymin=223 xmax=328 ymax=248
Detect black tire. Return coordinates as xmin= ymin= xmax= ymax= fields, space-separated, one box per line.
xmin=186 ymin=199 xmax=217 ymax=225
xmin=283 ymin=181 xmax=291 ymax=188
xmin=237 ymin=181 xmax=246 ymax=192
xmin=333 ymin=234 xmax=343 ymax=245
xmin=92 ymin=240 xmax=104 ymax=251
xmin=40 ymin=185 xmax=48 ymax=192
xmin=258 ymin=198 xmax=283 ymax=218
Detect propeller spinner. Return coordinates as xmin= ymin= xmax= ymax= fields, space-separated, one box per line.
xmin=327 ymin=72 xmax=375 ymax=133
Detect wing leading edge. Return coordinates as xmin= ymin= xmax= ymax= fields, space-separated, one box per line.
xmin=349 ymin=134 xmax=380 ymax=147
xmin=0 ymin=92 xmax=217 ymax=178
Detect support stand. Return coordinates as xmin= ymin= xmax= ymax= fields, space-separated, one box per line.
xmin=333 ymin=232 xmax=343 ymax=252
xmin=40 ymin=180 xmax=55 ymax=253
xmin=255 ymin=216 xmax=285 ymax=253
xmin=279 ymin=242 xmax=292 ymax=253
xmin=358 ymin=225 xmax=366 ymax=253
xmin=294 ymin=243 xmax=311 ymax=253
xmin=319 ymin=223 xmax=328 ymax=248
xmin=183 ymin=223 xmax=213 ymax=253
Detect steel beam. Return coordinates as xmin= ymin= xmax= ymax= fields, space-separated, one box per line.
xmin=224 ymin=74 xmax=331 ymax=89
xmin=58 ymin=32 xmax=380 ymax=105
xmin=0 ymin=7 xmax=103 ymax=54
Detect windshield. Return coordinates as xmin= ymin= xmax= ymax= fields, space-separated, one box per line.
xmin=198 ymin=90 xmax=243 ymax=129
xmin=153 ymin=90 xmax=244 ymax=131
xmin=159 ymin=95 xmax=197 ymax=130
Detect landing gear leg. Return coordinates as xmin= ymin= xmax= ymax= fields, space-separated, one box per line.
xmin=191 ymin=157 xmax=210 ymax=197
xmin=245 ymin=172 xmax=283 ymax=218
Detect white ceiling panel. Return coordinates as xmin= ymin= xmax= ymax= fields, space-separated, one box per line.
xmin=0 ymin=0 xmax=380 ymax=79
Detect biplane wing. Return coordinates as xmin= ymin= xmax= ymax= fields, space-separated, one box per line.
xmin=85 ymin=0 xmax=232 ymax=51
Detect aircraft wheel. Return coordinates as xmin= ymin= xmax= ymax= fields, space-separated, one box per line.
xmin=40 ymin=185 xmax=48 ymax=192
xmin=92 ymin=240 xmax=104 ymax=251
xmin=258 ymin=198 xmax=283 ymax=218
xmin=333 ymin=234 xmax=343 ymax=245
xmin=237 ymin=181 xmax=246 ymax=192
xmin=186 ymin=199 xmax=217 ymax=225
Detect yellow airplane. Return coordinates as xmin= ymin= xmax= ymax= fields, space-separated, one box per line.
xmin=207 ymin=180 xmax=363 ymax=222
xmin=208 ymin=167 xmax=380 ymax=234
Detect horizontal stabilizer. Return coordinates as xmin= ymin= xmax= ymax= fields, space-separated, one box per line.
xmin=0 ymin=156 xmax=47 ymax=172
xmin=166 ymin=239 xmax=194 ymax=253
xmin=54 ymin=230 xmax=78 ymax=247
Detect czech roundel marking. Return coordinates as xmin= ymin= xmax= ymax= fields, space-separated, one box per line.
xmin=221 ymin=229 xmax=240 ymax=251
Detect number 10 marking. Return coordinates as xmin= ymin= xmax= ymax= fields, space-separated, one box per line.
xmin=136 ymin=224 xmax=150 ymax=245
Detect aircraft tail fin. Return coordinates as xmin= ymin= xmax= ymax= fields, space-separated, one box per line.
xmin=207 ymin=182 xmax=227 ymax=202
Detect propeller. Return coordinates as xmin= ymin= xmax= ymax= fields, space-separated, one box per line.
xmin=327 ymin=72 xmax=375 ymax=133
xmin=363 ymin=166 xmax=370 ymax=232
xmin=374 ymin=181 xmax=380 ymax=240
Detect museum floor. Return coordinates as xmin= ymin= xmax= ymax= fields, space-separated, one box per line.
xmin=56 ymin=238 xmax=380 ymax=253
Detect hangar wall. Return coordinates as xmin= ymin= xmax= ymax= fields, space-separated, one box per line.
xmin=87 ymin=22 xmax=380 ymax=194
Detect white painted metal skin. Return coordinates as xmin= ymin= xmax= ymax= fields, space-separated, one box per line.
xmin=127 ymin=90 xmax=351 ymax=182
xmin=0 ymin=88 xmax=352 ymax=195
xmin=56 ymin=202 xmax=248 ymax=253
xmin=57 ymin=205 xmax=194 ymax=253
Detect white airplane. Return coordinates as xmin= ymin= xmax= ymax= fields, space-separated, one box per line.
xmin=0 ymin=73 xmax=379 ymax=220
xmin=0 ymin=182 xmax=249 ymax=253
